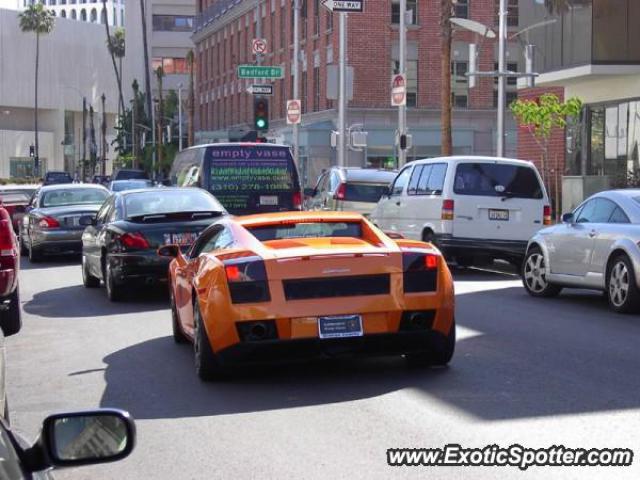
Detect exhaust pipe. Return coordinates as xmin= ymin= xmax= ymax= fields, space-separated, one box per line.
xmin=249 ymin=322 xmax=268 ymax=341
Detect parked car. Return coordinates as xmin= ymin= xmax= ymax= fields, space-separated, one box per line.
xmin=0 ymin=208 xmax=20 ymax=347
xmin=92 ymin=174 xmax=111 ymax=186
xmin=523 ymin=189 xmax=640 ymax=313
xmin=170 ymin=143 xmax=303 ymax=214
xmin=160 ymin=211 xmax=455 ymax=380
xmin=112 ymin=168 xmax=149 ymax=181
xmin=81 ymin=187 xmax=226 ymax=301
xmin=42 ymin=171 xmax=73 ymax=186
xmin=306 ymin=167 xmax=397 ymax=216
xmin=370 ymin=156 xmax=551 ymax=267
xmin=108 ymin=179 xmax=154 ymax=192
xmin=0 ymin=185 xmax=39 ymax=235
xmin=21 ymin=184 xmax=109 ymax=262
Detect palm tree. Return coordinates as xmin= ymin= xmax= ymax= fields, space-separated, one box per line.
xmin=186 ymin=49 xmax=195 ymax=148
xmin=19 ymin=4 xmax=55 ymax=174
xmin=139 ymin=0 xmax=153 ymax=129
xmin=440 ymin=0 xmax=453 ymax=155
xmin=102 ymin=1 xmax=125 ymax=117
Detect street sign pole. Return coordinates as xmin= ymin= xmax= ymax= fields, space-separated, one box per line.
xmin=338 ymin=12 xmax=347 ymax=167
xmin=398 ymin=0 xmax=407 ymax=168
xmin=293 ymin=0 xmax=300 ymax=169
xmin=497 ymin=0 xmax=506 ymax=157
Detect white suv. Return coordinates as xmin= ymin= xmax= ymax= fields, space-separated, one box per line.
xmin=370 ymin=156 xmax=551 ymax=267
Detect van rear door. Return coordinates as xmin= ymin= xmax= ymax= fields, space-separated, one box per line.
xmin=451 ymin=161 xmax=547 ymax=241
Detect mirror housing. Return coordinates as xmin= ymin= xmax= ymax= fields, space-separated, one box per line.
xmin=157 ymin=244 xmax=180 ymax=258
xmin=382 ymin=185 xmax=391 ymax=198
xmin=78 ymin=215 xmax=96 ymax=227
xmin=561 ymin=212 xmax=574 ymax=224
xmin=384 ymin=230 xmax=405 ymax=239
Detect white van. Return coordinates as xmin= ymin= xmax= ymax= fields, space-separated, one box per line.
xmin=370 ymin=156 xmax=551 ymax=267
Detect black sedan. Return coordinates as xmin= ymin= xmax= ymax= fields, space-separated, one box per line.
xmin=81 ymin=187 xmax=226 ymax=301
xmin=22 ymin=184 xmax=109 ymax=262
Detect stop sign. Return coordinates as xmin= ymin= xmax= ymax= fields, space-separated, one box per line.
xmin=391 ymin=73 xmax=406 ymax=107
xmin=286 ymin=99 xmax=301 ymax=125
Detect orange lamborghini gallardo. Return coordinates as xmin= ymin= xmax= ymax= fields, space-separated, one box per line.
xmin=159 ymin=212 xmax=455 ymax=380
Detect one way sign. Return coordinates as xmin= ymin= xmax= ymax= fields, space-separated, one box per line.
xmin=321 ymin=0 xmax=364 ymax=13
xmin=247 ymin=84 xmax=274 ymax=95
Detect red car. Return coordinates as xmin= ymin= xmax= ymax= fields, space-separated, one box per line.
xmin=0 ymin=207 xmax=20 ymax=338
xmin=0 ymin=186 xmax=38 ymax=236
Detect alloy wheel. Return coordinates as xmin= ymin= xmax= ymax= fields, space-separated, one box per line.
xmin=524 ymin=253 xmax=547 ymax=293
xmin=609 ymin=261 xmax=630 ymax=308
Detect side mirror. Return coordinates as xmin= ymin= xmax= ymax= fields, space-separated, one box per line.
xmin=78 ymin=215 xmax=96 ymax=227
xmin=157 ymin=244 xmax=180 ymax=258
xmin=383 ymin=186 xmax=391 ymax=198
xmin=303 ymin=187 xmax=315 ymax=198
xmin=561 ymin=212 xmax=574 ymax=224
xmin=384 ymin=230 xmax=405 ymax=239
xmin=39 ymin=409 xmax=135 ymax=469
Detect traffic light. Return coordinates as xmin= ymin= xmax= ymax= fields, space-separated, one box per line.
xmin=29 ymin=145 xmax=35 ymax=157
xmin=253 ymin=96 xmax=269 ymax=131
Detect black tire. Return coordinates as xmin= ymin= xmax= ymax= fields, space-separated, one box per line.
xmin=171 ymin=289 xmax=188 ymax=344
xmin=0 ymin=288 xmax=21 ymax=337
xmin=3 ymin=397 xmax=9 ymax=426
xmin=82 ymin=255 xmax=100 ymax=288
xmin=19 ymin=236 xmax=27 ymax=256
xmin=104 ymin=259 xmax=124 ymax=302
xmin=193 ymin=301 xmax=225 ymax=381
xmin=405 ymin=319 xmax=456 ymax=367
xmin=422 ymin=230 xmax=434 ymax=243
xmin=606 ymin=254 xmax=640 ymax=314
xmin=28 ymin=242 xmax=42 ymax=263
xmin=522 ymin=246 xmax=562 ymax=298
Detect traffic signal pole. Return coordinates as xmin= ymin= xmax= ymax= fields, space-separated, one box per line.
xmin=293 ymin=0 xmax=300 ymax=168
xmin=337 ymin=12 xmax=347 ymax=167
xmin=398 ymin=0 xmax=407 ymax=168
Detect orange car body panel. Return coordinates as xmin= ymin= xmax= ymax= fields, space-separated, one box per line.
xmin=168 ymin=211 xmax=455 ymax=355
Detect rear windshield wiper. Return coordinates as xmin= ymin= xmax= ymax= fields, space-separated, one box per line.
xmin=500 ymin=191 xmax=519 ymax=201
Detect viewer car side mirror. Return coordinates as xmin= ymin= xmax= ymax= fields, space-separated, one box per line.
xmin=24 ymin=409 xmax=135 ymax=472
xmin=78 ymin=215 xmax=96 ymax=227
xmin=157 ymin=244 xmax=180 ymax=258
xmin=561 ymin=212 xmax=574 ymax=224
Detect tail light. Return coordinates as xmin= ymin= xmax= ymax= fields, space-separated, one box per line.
xmin=441 ymin=199 xmax=454 ymax=220
xmin=38 ymin=216 xmax=60 ymax=229
xmin=334 ymin=183 xmax=347 ymax=200
xmin=292 ymin=191 xmax=302 ymax=210
xmin=0 ymin=219 xmax=15 ymax=256
xmin=224 ymin=256 xmax=271 ymax=303
xmin=118 ymin=232 xmax=150 ymax=250
xmin=543 ymin=205 xmax=552 ymax=225
xmin=402 ymin=251 xmax=438 ymax=293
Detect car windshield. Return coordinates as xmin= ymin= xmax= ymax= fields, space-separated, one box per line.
xmin=249 ymin=221 xmax=362 ymax=241
xmin=0 ymin=192 xmax=31 ymax=203
xmin=111 ymin=181 xmax=153 ymax=192
xmin=124 ymin=190 xmax=224 ymax=218
xmin=453 ymin=163 xmax=543 ymax=199
xmin=41 ymin=188 xmax=108 ymax=207
xmin=116 ymin=170 xmax=148 ymax=180
xmin=46 ymin=172 xmax=71 ymax=180
xmin=343 ymin=183 xmax=390 ymax=203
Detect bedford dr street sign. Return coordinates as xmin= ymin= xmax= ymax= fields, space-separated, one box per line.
xmin=321 ymin=0 xmax=364 ymax=13
xmin=237 ymin=65 xmax=284 ymax=79
xmin=247 ymin=84 xmax=274 ymax=95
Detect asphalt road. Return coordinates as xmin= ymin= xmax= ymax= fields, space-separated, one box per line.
xmin=7 ymin=257 xmax=640 ymax=479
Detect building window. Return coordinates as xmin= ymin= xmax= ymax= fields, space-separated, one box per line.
xmin=152 ymin=15 xmax=194 ymax=32
xmin=326 ymin=8 xmax=333 ymax=31
xmin=454 ymin=0 xmax=468 ymax=19
xmin=120 ymin=8 xmax=124 ymax=27
xmin=391 ymin=60 xmax=418 ymax=107
xmin=71 ymin=8 xmax=76 ymax=19
xmin=61 ymin=9 xmax=66 ymax=17
xmin=451 ymin=61 xmax=468 ymax=108
xmin=50 ymin=0 xmax=56 ymax=5
xmin=314 ymin=0 xmax=320 ymax=35
xmin=496 ymin=0 xmax=518 ymax=28
xmin=60 ymin=0 xmax=66 ymax=4
xmin=90 ymin=8 xmax=97 ymax=22
xmin=313 ymin=66 xmax=320 ymax=111
xmin=280 ymin=4 xmax=286 ymax=49
xmin=301 ymin=70 xmax=307 ymax=113
xmin=152 ymin=57 xmax=189 ymax=75
xmin=391 ymin=0 xmax=418 ymax=25
xmin=80 ymin=8 xmax=86 ymax=21
xmin=493 ymin=62 xmax=518 ymax=107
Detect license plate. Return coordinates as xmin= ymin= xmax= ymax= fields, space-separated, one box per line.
xmin=488 ymin=209 xmax=509 ymax=221
xmin=163 ymin=232 xmax=198 ymax=246
xmin=260 ymin=195 xmax=279 ymax=206
xmin=65 ymin=216 xmax=81 ymax=226
xmin=318 ymin=315 xmax=363 ymax=339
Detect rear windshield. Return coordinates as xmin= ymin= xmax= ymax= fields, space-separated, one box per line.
xmin=206 ymin=145 xmax=298 ymax=212
xmin=343 ymin=183 xmax=390 ymax=203
xmin=111 ymin=180 xmax=153 ymax=192
xmin=124 ymin=189 xmax=224 ymax=218
xmin=46 ymin=172 xmax=72 ymax=180
xmin=0 ymin=192 xmax=31 ymax=203
xmin=249 ymin=221 xmax=362 ymax=241
xmin=41 ymin=188 xmax=108 ymax=207
xmin=116 ymin=170 xmax=148 ymax=180
xmin=453 ymin=163 xmax=543 ymax=199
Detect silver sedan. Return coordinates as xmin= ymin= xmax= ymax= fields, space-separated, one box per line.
xmin=523 ymin=189 xmax=640 ymax=313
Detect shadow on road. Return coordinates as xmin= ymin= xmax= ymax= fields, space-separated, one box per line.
xmin=99 ymin=282 xmax=640 ymax=422
xmin=20 ymin=255 xmax=81 ymax=270
xmin=23 ymin=284 xmax=168 ymax=318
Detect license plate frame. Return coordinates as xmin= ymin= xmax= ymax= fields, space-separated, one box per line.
xmin=318 ymin=314 xmax=363 ymax=339
xmin=488 ymin=209 xmax=509 ymax=221
xmin=163 ymin=232 xmax=199 ymax=246
xmin=260 ymin=195 xmax=279 ymax=206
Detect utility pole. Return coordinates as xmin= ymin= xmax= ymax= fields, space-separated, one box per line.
xmin=337 ymin=12 xmax=347 ymax=167
xmin=497 ymin=0 xmax=507 ymax=157
xmin=131 ymin=98 xmax=137 ymax=167
xmin=101 ymin=93 xmax=107 ymax=176
xmin=178 ymin=83 xmax=183 ymax=151
xmin=81 ymin=97 xmax=87 ymax=182
xmin=398 ymin=0 xmax=407 ymax=168
xmin=293 ymin=0 xmax=300 ymax=167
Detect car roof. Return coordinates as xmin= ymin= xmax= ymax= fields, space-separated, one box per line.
xmin=599 ymin=189 xmax=640 ymax=200
xmin=337 ymin=168 xmax=397 ymax=183
xmin=183 ymin=142 xmax=291 ymax=149
xmin=410 ymin=155 xmax=535 ymax=167
xmin=117 ymin=187 xmax=198 ymax=196
xmin=111 ymin=179 xmax=151 ymax=183
xmin=38 ymin=183 xmax=108 ymax=192
xmin=236 ymin=211 xmax=364 ymax=227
